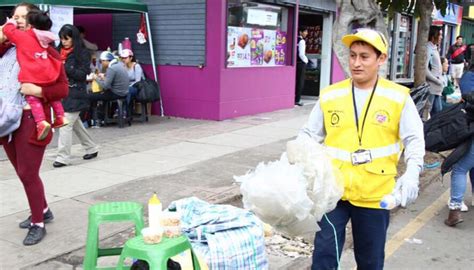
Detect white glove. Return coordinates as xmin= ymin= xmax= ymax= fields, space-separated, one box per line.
xmin=393 ymin=164 xmax=420 ymax=207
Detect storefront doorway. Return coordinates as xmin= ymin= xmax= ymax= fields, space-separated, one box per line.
xmin=299 ymin=11 xmax=324 ymax=97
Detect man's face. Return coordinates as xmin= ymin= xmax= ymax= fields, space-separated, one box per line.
xmin=101 ymin=60 xmax=110 ymax=68
xmin=436 ymin=30 xmax=443 ymax=45
xmin=13 ymin=6 xmax=29 ymax=30
xmin=456 ymin=37 xmax=463 ymax=46
xmin=301 ymin=30 xmax=308 ymax=38
xmin=349 ymin=42 xmax=386 ymax=86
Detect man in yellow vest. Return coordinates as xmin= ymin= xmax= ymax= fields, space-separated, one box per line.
xmin=298 ymin=28 xmax=425 ymax=270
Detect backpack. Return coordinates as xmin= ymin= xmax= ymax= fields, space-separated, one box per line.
xmin=424 ymin=101 xmax=474 ymax=152
xmin=0 ymin=90 xmax=23 ymax=138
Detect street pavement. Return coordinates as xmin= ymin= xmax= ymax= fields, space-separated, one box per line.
xmin=1 ymin=99 xmax=473 ymax=269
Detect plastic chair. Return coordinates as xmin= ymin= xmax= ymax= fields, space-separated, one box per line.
xmin=83 ymin=202 xmax=144 ymax=270
xmin=117 ymin=235 xmax=201 ymax=270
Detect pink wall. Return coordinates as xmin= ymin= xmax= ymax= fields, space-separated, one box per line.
xmin=148 ymin=0 xmax=297 ymax=120
xmin=74 ymin=14 xmax=112 ymax=51
xmin=331 ymin=52 xmax=346 ymax=83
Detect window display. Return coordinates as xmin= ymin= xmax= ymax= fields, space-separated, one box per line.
xmin=395 ymin=15 xmax=412 ymax=79
xmin=227 ymin=0 xmax=289 ymax=68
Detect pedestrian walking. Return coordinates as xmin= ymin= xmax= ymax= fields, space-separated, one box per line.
xmin=0 ymin=2 xmax=68 ymax=245
xmin=53 ymin=24 xmax=99 ymax=168
xmin=446 ymin=35 xmax=467 ymax=87
xmin=295 ymin=27 xmax=308 ymax=106
xmin=2 ymin=9 xmax=68 ymax=140
xmin=298 ymin=28 xmax=425 ymax=270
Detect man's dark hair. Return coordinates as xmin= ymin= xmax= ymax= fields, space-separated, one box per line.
xmin=298 ymin=26 xmax=308 ymax=34
xmin=351 ymin=40 xmax=382 ymax=58
xmin=456 ymin=35 xmax=463 ymax=40
xmin=428 ymin=26 xmax=442 ymax=41
xmin=26 ymin=9 xmax=52 ymax=31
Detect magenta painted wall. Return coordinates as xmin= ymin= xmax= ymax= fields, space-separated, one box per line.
xmin=331 ymin=52 xmax=346 ymax=83
xmin=74 ymin=14 xmax=112 ymax=51
xmin=146 ymin=0 xmax=297 ymax=120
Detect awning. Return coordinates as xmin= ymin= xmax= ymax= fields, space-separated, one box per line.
xmin=0 ymin=0 xmax=148 ymax=13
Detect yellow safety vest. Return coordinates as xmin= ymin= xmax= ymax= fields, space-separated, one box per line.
xmin=320 ymin=78 xmax=409 ymax=209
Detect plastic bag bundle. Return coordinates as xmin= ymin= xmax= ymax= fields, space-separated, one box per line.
xmin=235 ymin=136 xmax=343 ymax=238
xmin=287 ymin=137 xmax=344 ymax=220
xmin=235 ymin=154 xmax=314 ymax=230
xmin=410 ymin=82 xmax=431 ymax=118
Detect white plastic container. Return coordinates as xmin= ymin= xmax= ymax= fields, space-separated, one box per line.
xmin=142 ymin=227 xmax=163 ymax=244
xmin=380 ymin=192 xmax=401 ymax=210
xmin=148 ymin=193 xmax=162 ymax=229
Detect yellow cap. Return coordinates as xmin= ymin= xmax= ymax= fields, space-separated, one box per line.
xmin=149 ymin=193 xmax=161 ymax=205
xmin=342 ymin=28 xmax=388 ymax=55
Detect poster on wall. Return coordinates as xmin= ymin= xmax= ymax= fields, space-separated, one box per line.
xmin=262 ymin=30 xmax=276 ymax=66
xmin=305 ymin=25 xmax=322 ymax=54
xmin=49 ymin=6 xmax=74 ymax=45
xmin=227 ymin=26 xmax=251 ymax=67
xmin=227 ymin=27 xmax=286 ymax=68
xmin=275 ymin=30 xmax=287 ymax=65
xmin=250 ymin=29 xmax=264 ymax=65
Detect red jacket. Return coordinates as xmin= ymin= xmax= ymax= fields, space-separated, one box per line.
xmin=0 ymin=44 xmax=69 ymax=146
xmin=2 ymin=23 xmax=62 ymax=85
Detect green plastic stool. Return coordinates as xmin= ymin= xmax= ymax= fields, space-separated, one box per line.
xmin=83 ymin=202 xmax=144 ymax=270
xmin=117 ymin=235 xmax=201 ymax=270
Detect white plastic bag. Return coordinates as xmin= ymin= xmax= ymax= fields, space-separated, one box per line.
xmin=234 ymin=153 xmax=315 ymax=236
xmin=235 ymin=136 xmax=343 ymax=238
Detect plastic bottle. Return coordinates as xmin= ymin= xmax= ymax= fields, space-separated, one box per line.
xmin=148 ymin=193 xmax=162 ymax=229
xmin=380 ymin=192 xmax=401 ymax=210
xmin=122 ymin=37 xmax=132 ymax=50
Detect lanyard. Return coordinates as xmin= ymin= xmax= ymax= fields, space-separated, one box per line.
xmin=352 ymin=78 xmax=378 ymax=146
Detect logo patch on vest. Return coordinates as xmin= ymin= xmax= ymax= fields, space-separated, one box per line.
xmin=328 ymin=110 xmax=343 ymax=127
xmin=373 ymin=110 xmax=390 ymax=125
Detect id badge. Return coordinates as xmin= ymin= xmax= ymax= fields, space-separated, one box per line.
xmin=351 ymin=149 xmax=372 ymax=165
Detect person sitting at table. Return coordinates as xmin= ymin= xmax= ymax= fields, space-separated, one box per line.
xmin=120 ymin=49 xmax=143 ymax=105
xmin=88 ymin=51 xmax=129 ymax=125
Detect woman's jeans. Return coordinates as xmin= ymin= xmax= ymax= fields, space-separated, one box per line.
xmin=428 ymin=94 xmax=443 ymax=116
xmin=126 ymin=85 xmax=138 ymax=105
xmin=450 ymin=140 xmax=474 ymax=208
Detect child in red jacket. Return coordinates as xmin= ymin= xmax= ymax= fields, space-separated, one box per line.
xmin=3 ymin=10 xmax=68 ymax=140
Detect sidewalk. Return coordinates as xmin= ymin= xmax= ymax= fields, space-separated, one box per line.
xmin=0 ymin=97 xmax=442 ymax=269
xmin=1 ymin=102 xmax=318 ymax=269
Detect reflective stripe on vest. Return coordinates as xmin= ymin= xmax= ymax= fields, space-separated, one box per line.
xmin=325 ymin=142 xmax=402 ymax=162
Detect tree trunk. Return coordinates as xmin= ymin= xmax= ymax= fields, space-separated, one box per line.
xmin=414 ymin=0 xmax=434 ymax=87
xmin=333 ymin=0 xmax=388 ymax=78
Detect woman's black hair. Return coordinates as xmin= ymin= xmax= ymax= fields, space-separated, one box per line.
xmin=26 ymin=9 xmax=52 ymax=31
xmin=57 ymin=24 xmax=86 ymax=60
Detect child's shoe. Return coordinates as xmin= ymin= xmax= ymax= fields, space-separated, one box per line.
xmin=53 ymin=116 xmax=69 ymax=128
xmin=37 ymin=121 xmax=51 ymax=141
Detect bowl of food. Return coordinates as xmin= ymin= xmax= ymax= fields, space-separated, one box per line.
xmin=161 ymin=211 xmax=181 ymax=227
xmin=163 ymin=225 xmax=182 ymax=238
xmin=141 ymin=227 xmax=163 ymax=244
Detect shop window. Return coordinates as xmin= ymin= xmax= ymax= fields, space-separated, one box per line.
xmin=227 ymin=0 xmax=290 ymax=68
xmin=395 ymin=15 xmax=413 ymax=79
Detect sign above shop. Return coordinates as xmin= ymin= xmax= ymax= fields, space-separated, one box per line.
xmin=432 ymin=3 xmax=463 ymax=25
xmin=247 ymin=9 xmax=278 ymax=26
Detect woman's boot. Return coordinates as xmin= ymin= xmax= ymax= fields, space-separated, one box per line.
xmin=444 ymin=209 xmax=463 ymax=226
